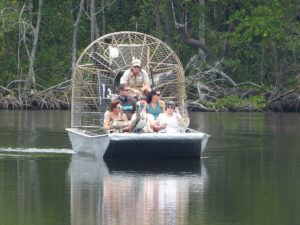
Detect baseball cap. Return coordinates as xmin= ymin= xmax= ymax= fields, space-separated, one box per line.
xmin=132 ymin=59 xmax=141 ymax=67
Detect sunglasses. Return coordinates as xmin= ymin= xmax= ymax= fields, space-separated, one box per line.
xmin=155 ymin=94 xmax=161 ymax=96
xmin=133 ymin=66 xmax=140 ymax=68
xmin=122 ymin=89 xmax=130 ymax=91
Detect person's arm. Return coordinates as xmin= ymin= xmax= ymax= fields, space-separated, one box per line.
xmin=175 ymin=107 xmax=182 ymax=119
xmin=147 ymin=114 xmax=155 ymax=128
xmin=141 ymin=69 xmax=151 ymax=93
xmin=103 ymin=113 xmax=111 ymax=131
xmin=123 ymin=114 xmax=128 ymax=123
xmin=153 ymin=115 xmax=167 ymax=131
xmin=129 ymin=87 xmax=142 ymax=97
xmin=160 ymin=100 xmax=166 ymax=113
xmin=122 ymin=114 xmax=130 ymax=132
xmin=141 ymin=84 xmax=150 ymax=93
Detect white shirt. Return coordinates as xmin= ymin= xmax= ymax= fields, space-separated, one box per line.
xmin=157 ymin=113 xmax=181 ymax=133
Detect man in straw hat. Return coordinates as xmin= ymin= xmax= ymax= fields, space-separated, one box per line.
xmin=120 ymin=58 xmax=151 ymax=99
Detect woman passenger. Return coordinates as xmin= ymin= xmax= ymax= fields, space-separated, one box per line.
xmin=153 ymin=101 xmax=182 ymax=133
xmin=104 ymin=100 xmax=130 ymax=132
xmin=147 ymin=89 xmax=165 ymax=120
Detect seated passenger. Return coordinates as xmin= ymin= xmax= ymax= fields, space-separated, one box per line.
xmin=120 ymin=58 xmax=151 ymax=98
xmin=116 ymin=84 xmax=136 ymax=120
xmin=130 ymin=98 xmax=155 ymax=133
xmin=104 ymin=100 xmax=130 ymax=132
xmin=154 ymin=101 xmax=182 ymax=133
xmin=147 ymin=89 xmax=165 ymax=120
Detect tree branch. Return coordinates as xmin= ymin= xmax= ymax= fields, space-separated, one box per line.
xmin=170 ymin=0 xmax=214 ymax=60
xmin=266 ymin=85 xmax=300 ymax=106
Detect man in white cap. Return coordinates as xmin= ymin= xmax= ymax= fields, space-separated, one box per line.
xmin=120 ymin=58 xmax=151 ymax=98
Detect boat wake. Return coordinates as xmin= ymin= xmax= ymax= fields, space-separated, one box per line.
xmin=0 ymin=147 xmax=74 ymax=154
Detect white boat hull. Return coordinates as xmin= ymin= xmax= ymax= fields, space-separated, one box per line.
xmin=66 ymin=128 xmax=209 ymax=158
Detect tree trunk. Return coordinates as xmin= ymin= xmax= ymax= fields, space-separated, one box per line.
xmin=27 ymin=0 xmax=33 ymax=16
xmin=165 ymin=0 xmax=173 ymax=46
xmin=260 ymin=47 xmax=265 ymax=85
xmin=275 ymin=47 xmax=288 ymax=93
xmin=295 ymin=1 xmax=300 ymax=20
xmin=170 ymin=0 xmax=213 ymax=60
xmin=27 ymin=0 xmax=44 ymax=90
xmin=18 ymin=4 xmax=26 ymax=81
xmin=154 ymin=0 xmax=161 ymax=39
xmin=198 ymin=0 xmax=205 ymax=46
xmin=72 ymin=0 xmax=85 ymax=75
xmin=90 ymin=0 xmax=99 ymax=41
xmin=101 ymin=0 xmax=106 ymax=35
xmin=176 ymin=24 xmax=213 ymax=60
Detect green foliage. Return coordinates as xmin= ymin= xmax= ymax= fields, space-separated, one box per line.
xmin=0 ymin=1 xmax=19 ymax=33
xmin=248 ymin=95 xmax=266 ymax=110
xmin=206 ymin=0 xmax=300 ymax=87
xmin=0 ymin=0 xmax=299 ymax=94
xmin=209 ymin=95 xmax=266 ymax=111
xmin=214 ymin=95 xmax=241 ymax=109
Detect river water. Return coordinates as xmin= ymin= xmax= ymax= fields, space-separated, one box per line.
xmin=0 ymin=111 xmax=299 ymax=225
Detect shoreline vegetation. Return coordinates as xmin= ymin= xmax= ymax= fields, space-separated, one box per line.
xmin=0 ymin=79 xmax=71 ymax=110
xmin=0 ymin=1 xmax=299 ymax=112
xmin=0 ymin=63 xmax=299 ymax=112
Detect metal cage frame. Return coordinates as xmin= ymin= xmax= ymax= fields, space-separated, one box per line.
xmin=71 ymin=31 xmax=186 ymax=129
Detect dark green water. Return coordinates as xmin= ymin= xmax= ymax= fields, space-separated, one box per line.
xmin=0 ymin=111 xmax=299 ymax=225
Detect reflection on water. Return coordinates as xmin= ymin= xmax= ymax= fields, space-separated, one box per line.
xmin=0 ymin=154 xmax=71 ymax=225
xmin=0 ymin=110 xmax=71 ymax=149
xmin=190 ymin=112 xmax=300 ymax=153
xmin=0 ymin=110 xmax=70 ymax=129
xmin=1 ymin=111 xmax=300 ymax=225
xmin=69 ymin=155 xmax=208 ymax=225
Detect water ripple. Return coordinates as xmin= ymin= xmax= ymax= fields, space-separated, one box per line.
xmin=0 ymin=147 xmax=74 ymax=154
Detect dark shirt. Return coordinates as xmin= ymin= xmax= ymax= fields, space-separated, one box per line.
xmin=117 ymin=96 xmax=136 ymax=120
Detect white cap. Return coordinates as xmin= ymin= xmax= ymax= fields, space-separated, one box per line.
xmin=132 ymin=59 xmax=141 ymax=67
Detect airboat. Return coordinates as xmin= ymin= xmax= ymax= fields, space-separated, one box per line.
xmin=66 ymin=31 xmax=210 ymax=158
